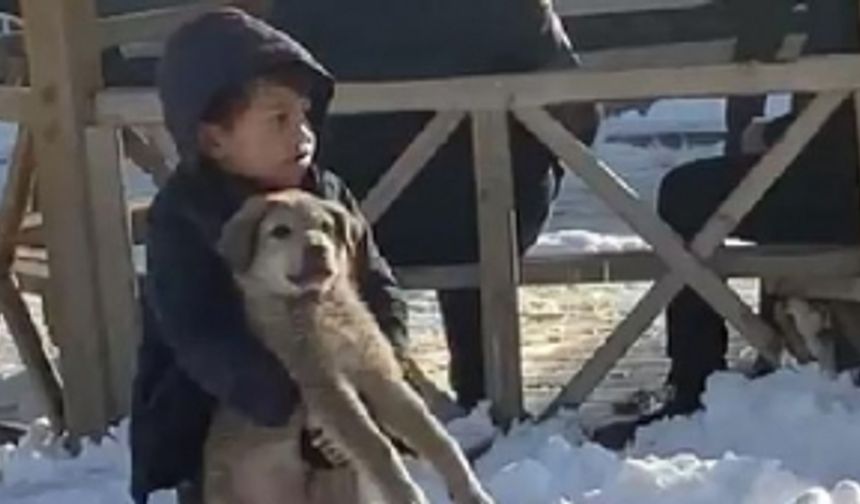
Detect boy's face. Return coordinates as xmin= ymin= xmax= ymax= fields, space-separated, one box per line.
xmin=201 ymin=82 xmax=316 ymax=189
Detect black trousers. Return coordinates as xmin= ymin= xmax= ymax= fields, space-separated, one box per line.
xmin=657 ymin=106 xmax=859 ymax=397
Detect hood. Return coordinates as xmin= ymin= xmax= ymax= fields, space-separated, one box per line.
xmin=157 ymin=7 xmax=333 ymax=168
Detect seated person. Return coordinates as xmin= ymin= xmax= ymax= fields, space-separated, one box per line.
xmin=271 ymin=0 xmax=599 ymax=409
xmin=594 ymin=0 xmax=860 ymax=449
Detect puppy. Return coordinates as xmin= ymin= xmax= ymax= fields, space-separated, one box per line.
xmin=205 ymin=189 xmax=494 ymax=504
xmin=773 ymin=297 xmax=860 ymax=377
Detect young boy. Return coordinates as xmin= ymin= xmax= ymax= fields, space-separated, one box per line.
xmin=129 ymin=8 xmax=408 ymax=503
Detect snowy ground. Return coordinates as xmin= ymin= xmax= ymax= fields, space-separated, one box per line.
xmin=3 ymin=97 xmax=858 ymax=503
xmin=1 ymin=367 xmax=859 ymax=503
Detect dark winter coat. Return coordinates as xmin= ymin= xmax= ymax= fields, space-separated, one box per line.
xmin=270 ymin=0 xmax=600 ymax=265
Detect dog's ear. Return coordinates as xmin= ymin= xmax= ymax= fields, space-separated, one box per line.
xmin=217 ymin=195 xmax=271 ymax=272
xmin=322 ymin=200 xmax=364 ymax=258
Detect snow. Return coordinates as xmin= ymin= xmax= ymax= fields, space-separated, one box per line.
xmin=1 ymin=368 xmax=859 ymax=503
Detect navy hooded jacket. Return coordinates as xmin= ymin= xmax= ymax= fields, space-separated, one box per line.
xmin=130 ymin=9 xmax=407 ymax=502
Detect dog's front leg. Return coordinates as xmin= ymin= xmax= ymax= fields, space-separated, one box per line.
xmin=304 ymin=380 xmax=429 ymax=504
xmin=359 ymin=376 xmax=494 ymax=504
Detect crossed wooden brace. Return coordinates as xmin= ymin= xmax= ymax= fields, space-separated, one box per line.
xmin=357 ymin=91 xmax=849 ymax=422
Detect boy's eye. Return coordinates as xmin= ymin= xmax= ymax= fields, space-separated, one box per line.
xmin=270 ymin=224 xmax=292 ymax=239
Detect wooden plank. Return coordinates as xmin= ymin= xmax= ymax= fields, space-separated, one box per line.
xmin=471 ymin=110 xmax=523 ymax=425
xmin=538 ymin=278 xmax=680 ymax=418
xmin=580 ymin=35 xmax=805 ymax=71
xmin=514 ymin=106 xmax=779 ymax=359
xmin=15 ymin=244 xmax=860 ymax=296
xmin=0 ymin=129 xmax=33 ymax=266
xmin=331 ymin=56 xmax=860 ymax=113
xmin=21 ymin=0 xmax=113 ymax=437
xmin=392 ymin=246 xmax=860 ymax=290
xmin=121 ymin=127 xmax=171 ymax=188
xmin=554 ymin=0 xmax=709 ymax=17
xmin=0 ymin=278 xmax=64 ymax=429
xmin=17 ymin=197 xmax=152 ymax=249
xmin=361 ymin=111 xmax=464 ymax=223
xmin=85 ymin=126 xmax=140 ymax=419
xmin=0 ymin=86 xmax=31 ymax=123
xmin=98 ymin=0 xmax=229 ymax=48
xmin=565 ymin=3 xmax=805 ymax=52
xmin=0 ymin=128 xmax=64 ymax=431
xmin=96 ymin=56 xmax=860 ymax=122
xmin=768 ymin=277 xmax=860 ymax=303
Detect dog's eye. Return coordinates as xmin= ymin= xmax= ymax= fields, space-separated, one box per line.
xmin=320 ymin=219 xmax=334 ymax=235
xmin=270 ymin=224 xmax=292 ymax=239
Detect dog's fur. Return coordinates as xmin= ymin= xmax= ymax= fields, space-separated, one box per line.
xmin=773 ymin=297 xmax=860 ymax=377
xmin=205 ymin=189 xmax=493 ymax=504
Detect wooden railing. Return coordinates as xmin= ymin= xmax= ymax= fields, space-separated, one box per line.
xmin=2 ymin=0 xmax=859 ymax=435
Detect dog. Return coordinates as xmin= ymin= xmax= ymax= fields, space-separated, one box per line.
xmin=205 ymin=189 xmax=494 ymax=504
xmin=772 ymin=297 xmax=860 ymax=378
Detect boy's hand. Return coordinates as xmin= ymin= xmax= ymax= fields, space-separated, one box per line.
xmin=300 ymin=427 xmax=350 ymax=469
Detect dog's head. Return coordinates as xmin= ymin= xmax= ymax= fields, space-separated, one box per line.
xmin=218 ymin=189 xmax=362 ymax=297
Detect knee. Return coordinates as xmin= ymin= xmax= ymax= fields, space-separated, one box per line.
xmin=657 ymin=163 xmax=712 ymax=240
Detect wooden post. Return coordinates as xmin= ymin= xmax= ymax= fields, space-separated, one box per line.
xmin=85 ymin=126 xmax=140 ymax=417
xmin=21 ymin=0 xmax=125 ymax=437
xmin=471 ymin=111 xmax=523 ymax=425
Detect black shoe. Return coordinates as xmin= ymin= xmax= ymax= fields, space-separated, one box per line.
xmin=590 ymin=390 xmax=703 ymax=451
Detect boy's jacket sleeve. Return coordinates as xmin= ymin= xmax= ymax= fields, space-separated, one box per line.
xmin=337 ymin=185 xmax=410 ymax=352
xmin=145 ymin=205 xmax=301 ymax=427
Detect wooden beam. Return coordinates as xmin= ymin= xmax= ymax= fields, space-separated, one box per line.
xmin=554 ymin=0 xmax=709 ymax=17
xmin=329 ymin=56 xmax=860 ymax=113
xmin=121 ymin=127 xmax=171 ymax=188
xmin=532 ymin=92 xmax=843 ymax=415
xmin=0 ymin=86 xmax=32 ymax=123
xmin=96 ymin=56 xmax=860 ymax=123
xmin=579 ymin=35 xmax=805 ymax=71
xmin=392 ymin=246 xmax=860 ymax=290
xmin=361 ymin=111 xmax=464 ymax=223
xmin=22 ymin=0 xmax=113 ymax=437
xmin=0 ymin=128 xmax=64 ymax=431
xmin=84 ymin=126 xmax=140 ymax=419
xmin=515 ymin=106 xmax=781 ymax=359
xmin=98 ymin=0 xmax=229 ymax=49
xmin=0 ymin=129 xmax=34 ymax=266
xmin=14 ymin=243 xmax=860 ymax=295
xmin=538 ymin=277 xmax=679 ymax=418
xmin=471 ymin=111 xmax=523 ymax=425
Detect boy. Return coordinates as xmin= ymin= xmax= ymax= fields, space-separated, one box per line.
xmin=129 ymin=8 xmax=408 ymax=503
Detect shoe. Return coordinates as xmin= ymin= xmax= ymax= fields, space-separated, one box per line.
xmin=590 ymin=387 xmax=702 ymax=451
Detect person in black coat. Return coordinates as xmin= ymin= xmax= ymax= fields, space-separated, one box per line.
xmin=594 ymin=0 xmax=860 ymax=449
xmin=270 ymin=0 xmax=599 ymax=409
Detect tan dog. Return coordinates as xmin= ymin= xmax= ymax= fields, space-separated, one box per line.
xmin=206 ymin=189 xmax=494 ymax=504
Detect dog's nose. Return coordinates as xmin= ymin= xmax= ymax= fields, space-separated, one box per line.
xmin=304 ymin=243 xmax=327 ymax=265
